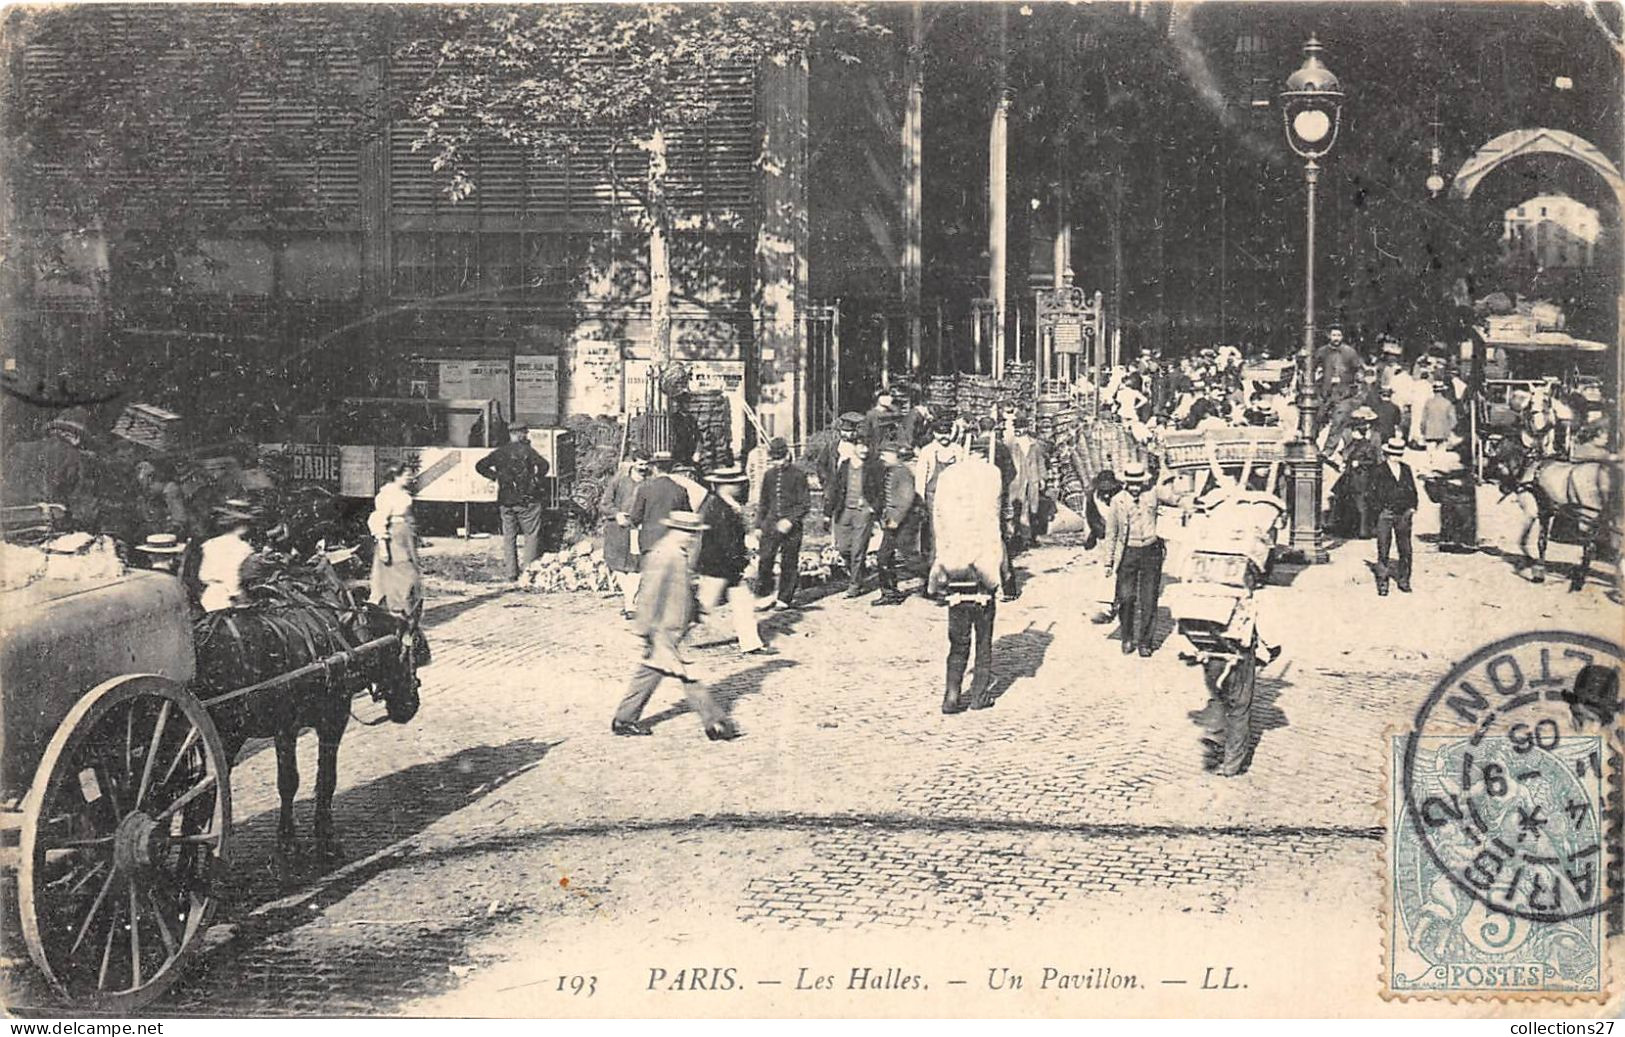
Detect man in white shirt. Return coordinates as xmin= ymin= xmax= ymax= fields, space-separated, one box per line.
xmin=198 ymin=502 xmax=257 ymax=612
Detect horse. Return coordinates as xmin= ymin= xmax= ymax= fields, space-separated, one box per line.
xmin=1484 ymin=437 xmax=1620 ymax=592
xmin=190 ymin=553 xmax=421 ymax=866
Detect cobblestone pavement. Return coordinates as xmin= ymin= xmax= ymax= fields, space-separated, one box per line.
xmin=2 ymin=486 xmax=1617 ymax=1015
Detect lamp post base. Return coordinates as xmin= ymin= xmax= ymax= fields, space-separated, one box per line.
xmin=1285 ymin=438 xmax=1329 ymax=564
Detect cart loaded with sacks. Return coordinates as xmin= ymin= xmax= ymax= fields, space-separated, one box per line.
xmin=0 ymin=532 xmax=421 ymax=1010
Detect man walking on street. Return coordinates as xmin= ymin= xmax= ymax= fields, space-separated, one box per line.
xmin=929 ymin=434 xmax=1006 ymax=712
xmin=1103 ymin=461 xmax=1185 ymax=657
xmin=873 ymin=439 xmax=919 ymax=606
xmin=915 ymin=416 xmax=964 ymax=596
xmin=600 ymin=451 xmax=649 ymax=617
xmin=697 ymin=466 xmax=772 ymax=656
xmin=612 ymin=510 xmax=739 ymax=742
xmin=475 ymin=422 xmax=550 ymax=581
xmin=826 ymin=436 xmax=885 ymax=597
xmin=1370 ymin=436 xmax=1418 ymax=596
xmin=754 ymin=437 xmax=810 ymax=611
xmin=1007 ymin=414 xmax=1047 ymax=550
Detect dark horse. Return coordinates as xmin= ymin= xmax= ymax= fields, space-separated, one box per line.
xmin=1485 ymin=437 xmax=1620 ymax=592
xmin=190 ymin=554 xmax=421 ymax=865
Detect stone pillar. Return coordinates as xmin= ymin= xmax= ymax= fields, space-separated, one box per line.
xmin=902 ymin=4 xmax=924 ymax=380
xmin=753 ymin=53 xmax=809 ymax=444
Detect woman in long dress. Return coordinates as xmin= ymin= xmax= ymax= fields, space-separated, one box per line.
xmin=368 ymin=462 xmax=423 ymax=621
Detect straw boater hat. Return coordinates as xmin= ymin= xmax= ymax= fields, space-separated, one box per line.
xmin=1351 ymin=406 xmax=1378 ymax=423
xmin=1121 ymin=461 xmax=1152 ymax=485
xmin=46 ymin=407 xmax=91 ymax=437
xmin=1381 ymin=339 xmax=1403 ymax=356
xmin=661 ymin=510 xmax=709 ymax=533
xmin=135 ymin=533 xmax=186 ymax=555
xmin=1382 ymin=436 xmax=1407 ymax=456
xmin=706 ymin=465 xmax=748 ymax=485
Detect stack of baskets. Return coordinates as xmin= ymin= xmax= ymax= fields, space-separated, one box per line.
xmin=954 ymin=375 xmax=1000 ymax=422
xmin=1000 ymin=362 xmax=1036 ymax=421
xmin=927 ymin=375 xmax=957 ymax=413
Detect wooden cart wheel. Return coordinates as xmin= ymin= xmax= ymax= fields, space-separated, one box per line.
xmin=18 ymin=674 xmax=231 ymax=1012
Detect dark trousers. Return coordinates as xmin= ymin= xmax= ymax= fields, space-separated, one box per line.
xmin=946 ymin=597 xmax=996 ymax=706
xmin=1203 ymin=651 xmax=1257 ymax=771
xmin=1115 ymin=541 xmax=1165 ymax=649
xmin=498 ymin=501 xmax=544 ymax=580
xmin=875 ymin=510 xmax=922 ymax=590
xmin=754 ymin=519 xmax=803 ymax=604
xmin=1376 ymin=508 xmax=1414 ymax=589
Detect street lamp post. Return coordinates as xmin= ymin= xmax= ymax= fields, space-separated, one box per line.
xmin=1280 ymin=34 xmax=1343 ymax=563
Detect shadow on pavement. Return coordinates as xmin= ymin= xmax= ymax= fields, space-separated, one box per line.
xmin=421 ymin=587 xmax=512 ymax=625
xmin=154 ymin=739 xmax=560 ymax=1015
xmin=987 ymin=622 xmax=1055 ymax=703
xmin=642 ymin=658 xmax=799 ymax=729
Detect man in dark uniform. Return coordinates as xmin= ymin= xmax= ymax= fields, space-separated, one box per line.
xmin=863 ymin=386 xmax=904 ymax=454
xmin=873 ymin=439 xmax=919 ymax=606
xmin=1369 ymin=436 xmax=1419 ymax=596
xmin=753 ymin=437 xmax=810 ymax=611
xmin=825 ymin=436 xmax=886 ymax=597
xmin=475 ymin=422 xmax=551 ymax=581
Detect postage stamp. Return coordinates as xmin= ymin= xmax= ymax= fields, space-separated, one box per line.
xmin=1386 ymin=630 xmax=1622 ymax=1000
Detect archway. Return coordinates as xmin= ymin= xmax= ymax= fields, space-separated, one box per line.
xmin=1451 ymin=127 xmax=1625 ymax=205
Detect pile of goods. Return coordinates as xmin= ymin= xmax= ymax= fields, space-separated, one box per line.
xmin=1000 ymin=362 xmax=1036 ymax=419
xmin=954 ymin=375 xmax=1000 ymax=421
xmin=0 ymin=532 xmax=126 ymax=591
xmin=1057 ymin=415 xmax=1148 ymax=512
xmin=522 ymin=538 xmax=617 ymax=594
xmin=562 ymin=415 xmax=626 ymax=529
xmin=926 ymin=375 xmax=957 ymax=412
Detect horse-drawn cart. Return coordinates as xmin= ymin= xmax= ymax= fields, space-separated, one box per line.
xmin=1 ymin=552 xmax=416 ymax=1010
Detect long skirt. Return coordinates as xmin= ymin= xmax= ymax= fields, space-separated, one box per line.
xmin=370 ymin=517 xmax=423 ymax=619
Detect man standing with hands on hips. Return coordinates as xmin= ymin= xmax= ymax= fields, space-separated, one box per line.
xmin=475 ymin=422 xmax=550 ymax=581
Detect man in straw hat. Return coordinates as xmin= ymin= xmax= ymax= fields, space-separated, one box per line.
xmin=1102 ymin=460 xmax=1184 ymax=658
xmin=134 ymin=532 xmax=187 ymax=575
xmin=612 ymin=510 xmax=739 ymax=741
xmin=198 ymin=500 xmax=258 ymax=612
xmin=753 ymin=437 xmax=810 ymax=611
xmin=697 ymin=465 xmax=772 ymax=655
xmin=1368 ymin=436 xmax=1419 ymax=596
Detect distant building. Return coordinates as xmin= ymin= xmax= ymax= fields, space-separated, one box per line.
xmin=1503 ymin=193 xmax=1602 ymax=269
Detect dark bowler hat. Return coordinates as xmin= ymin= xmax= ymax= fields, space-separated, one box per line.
xmin=838 ymin=411 xmax=864 ymax=428
xmin=1563 ymin=664 xmax=1621 ymax=724
xmin=931 ymin=416 xmax=956 ymax=434
xmin=767 ymin=437 xmax=790 ymax=460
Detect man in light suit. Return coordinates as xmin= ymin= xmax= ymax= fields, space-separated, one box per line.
xmin=612 ymin=511 xmax=739 ymax=741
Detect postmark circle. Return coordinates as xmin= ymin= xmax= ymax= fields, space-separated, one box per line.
xmin=1402 ymin=629 xmax=1622 ymax=925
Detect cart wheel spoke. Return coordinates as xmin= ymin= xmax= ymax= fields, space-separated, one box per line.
xmin=62 ymin=860 xmax=109 ymax=898
xmin=69 ymin=867 xmax=118 ymax=958
xmin=159 ymin=725 xmax=201 ymax=789
xmin=154 ymin=773 xmax=217 ymax=823
xmin=134 ymin=699 xmax=171 ymax=810
xmin=95 ymin=896 xmax=118 ymax=991
xmin=128 ymin=886 xmax=142 ymax=991
xmin=146 ymin=890 xmax=178 ymax=957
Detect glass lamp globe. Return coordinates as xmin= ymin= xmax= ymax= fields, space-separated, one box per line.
xmin=1292 ymin=109 xmax=1332 ymax=145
